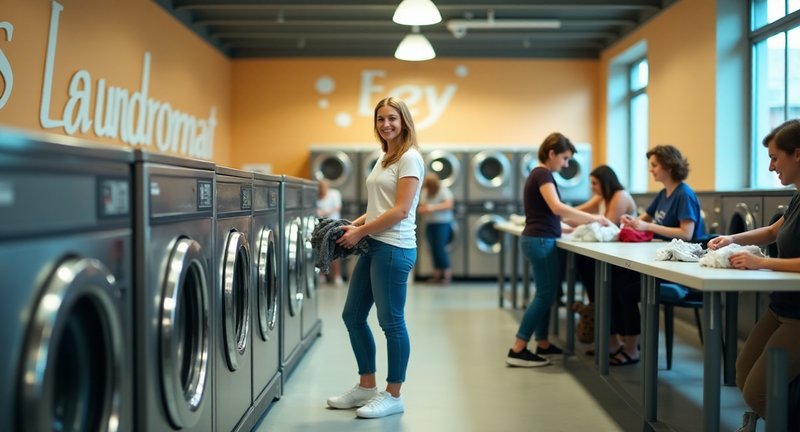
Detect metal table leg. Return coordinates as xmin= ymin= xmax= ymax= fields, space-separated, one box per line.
xmin=512 ymin=235 xmax=519 ymax=309
xmin=724 ymin=292 xmax=738 ymax=386
xmin=498 ymin=232 xmax=507 ymax=308
xmin=565 ymin=252 xmax=576 ymax=354
xmin=643 ymin=275 xmax=660 ymax=424
xmin=703 ymin=291 xmax=722 ymax=432
xmin=598 ymin=262 xmax=611 ymax=375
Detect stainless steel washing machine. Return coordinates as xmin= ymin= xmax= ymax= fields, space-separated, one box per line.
xmin=424 ymin=148 xmax=467 ymax=202
xmin=280 ymin=175 xmax=306 ymax=381
xmin=467 ymin=148 xmax=516 ymax=204
xmin=721 ymin=193 xmax=763 ymax=235
xmin=249 ymin=173 xmax=282 ymax=424
xmin=466 ymin=206 xmax=514 ymax=279
xmin=696 ymin=192 xmax=723 ymax=235
xmin=301 ymin=179 xmax=322 ymax=346
xmin=309 ymin=146 xmax=360 ymax=203
xmin=214 ymin=167 xmax=254 ymax=432
xmin=416 ymin=204 xmax=466 ymax=280
xmin=0 ymin=131 xmax=134 ymax=432
xmin=134 ymin=151 xmax=214 ymax=432
xmin=518 ymin=143 xmax=592 ymax=205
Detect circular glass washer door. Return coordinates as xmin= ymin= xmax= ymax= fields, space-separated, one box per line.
xmin=313 ymin=152 xmax=352 ymax=188
xmin=220 ymin=230 xmax=252 ymax=371
xmin=256 ymin=227 xmax=278 ymax=341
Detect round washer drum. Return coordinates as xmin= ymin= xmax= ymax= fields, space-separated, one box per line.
xmin=312 ymin=151 xmax=353 ymax=189
xmin=425 ymin=150 xmax=462 ymax=189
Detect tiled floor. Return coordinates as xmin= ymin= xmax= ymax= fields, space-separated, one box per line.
xmin=254 ymin=280 xmax=753 ymax=432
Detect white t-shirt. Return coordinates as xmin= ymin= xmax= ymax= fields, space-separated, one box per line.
xmin=316 ymin=188 xmax=342 ymax=219
xmin=365 ymin=148 xmax=425 ymax=249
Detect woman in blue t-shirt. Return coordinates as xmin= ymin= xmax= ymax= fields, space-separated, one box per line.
xmin=707 ymin=120 xmax=800 ymax=431
xmin=608 ymin=145 xmax=705 ymax=366
xmin=505 ymin=132 xmax=611 ymax=368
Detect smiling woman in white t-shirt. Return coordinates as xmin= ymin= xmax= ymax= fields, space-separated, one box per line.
xmin=326 ymin=97 xmax=424 ymax=419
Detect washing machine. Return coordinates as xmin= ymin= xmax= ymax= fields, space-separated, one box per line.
xmin=0 ymin=132 xmax=134 ymax=432
xmin=214 ymin=167 xmax=254 ymax=432
xmin=696 ymin=192 xmax=723 ymax=235
xmin=467 ymin=148 xmax=517 ymax=204
xmin=424 ymin=148 xmax=467 ymax=202
xmin=134 ymin=151 xmax=214 ymax=432
xmin=722 ymin=193 xmax=763 ymax=235
xmin=280 ymin=175 xmax=306 ymax=381
xmin=249 ymin=173 xmax=282 ymax=423
xmin=416 ymin=204 xmax=467 ymax=280
xmin=301 ymin=179 xmax=322 ymax=345
xmin=310 ymin=146 xmax=360 ymax=203
xmin=466 ymin=205 xmax=515 ymax=279
xmin=518 ymin=143 xmax=592 ymax=205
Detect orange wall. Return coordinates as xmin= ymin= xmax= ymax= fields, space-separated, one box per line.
xmin=598 ymin=0 xmax=717 ymax=191
xmin=0 ymin=0 xmax=232 ymax=164
xmin=232 ymin=59 xmax=598 ymax=177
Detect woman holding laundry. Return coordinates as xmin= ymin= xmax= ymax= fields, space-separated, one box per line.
xmin=505 ymin=132 xmax=611 ymax=368
xmin=707 ymin=120 xmax=800 ymax=432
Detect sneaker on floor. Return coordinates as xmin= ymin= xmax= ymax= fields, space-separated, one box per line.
xmin=355 ymin=391 xmax=404 ymax=419
xmin=326 ymin=384 xmax=379 ymax=409
xmin=535 ymin=344 xmax=563 ymax=356
xmin=506 ymin=348 xmax=551 ymax=367
xmin=735 ymin=411 xmax=758 ymax=432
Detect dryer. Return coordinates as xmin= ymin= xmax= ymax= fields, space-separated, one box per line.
xmin=424 ymin=148 xmax=467 ymax=202
xmin=309 ymin=146 xmax=360 ymax=204
xmin=517 ymin=144 xmax=592 ymax=205
xmin=721 ymin=193 xmax=763 ymax=235
xmin=467 ymin=148 xmax=516 ymax=204
xmin=134 ymin=151 xmax=214 ymax=432
xmin=301 ymin=180 xmax=322 ymax=346
xmin=696 ymin=192 xmax=723 ymax=235
xmin=466 ymin=206 xmax=515 ymax=279
xmin=249 ymin=173 xmax=282 ymax=423
xmin=280 ymin=176 xmax=306 ymax=382
xmin=0 ymin=131 xmax=134 ymax=432
xmin=214 ymin=167 xmax=254 ymax=432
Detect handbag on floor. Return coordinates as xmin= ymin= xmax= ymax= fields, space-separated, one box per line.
xmin=572 ymin=302 xmax=595 ymax=344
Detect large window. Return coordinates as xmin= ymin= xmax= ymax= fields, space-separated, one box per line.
xmin=751 ymin=1 xmax=800 ymax=188
xmin=629 ymin=58 xmax=649 ymax=192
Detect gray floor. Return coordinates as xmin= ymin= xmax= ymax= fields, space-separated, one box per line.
xmin=254 ymin=280 xmax=754 ymax=432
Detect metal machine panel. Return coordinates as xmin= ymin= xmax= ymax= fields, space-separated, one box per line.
xmin=134 ymin=151 xmax=215 ymax=432
xmin=309 ymin=146 xmax=360 ymax=203
xmin=214 ymin=167 xmax=254 ymax=432
xmin=696 ymin=192 xmax=723 ymax=236
xmin=467 ymin=148 xmax=517 ymax=203
xmin=248 ymin=173 xmax=283 ymax=425
xmin=301 ymin=180 xmax=322 ymax=345
xmin=0 ymin=131 xmax=134 ymax=432
xmin=424 ymin=148 xmax=467 ymax=202
xmin=416 ymin=204 xmax=467 ymax=280
xmin=280 ymin=176 xmax=306 ymax=382
xmin=466 ymin=208 xmax=514 ymax=279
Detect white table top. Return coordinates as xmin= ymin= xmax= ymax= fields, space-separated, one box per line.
xmin=493 ymin=220 xmax=800 ymax=292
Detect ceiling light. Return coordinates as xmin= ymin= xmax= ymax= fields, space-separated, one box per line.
xmin=394 ymin=26 xmax=435 ymax=61
xmin=392 ymin=0 xmax=442 ymax=26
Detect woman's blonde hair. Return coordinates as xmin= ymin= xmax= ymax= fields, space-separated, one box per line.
xmin=373 ymin=97 xmax=419 ymax=168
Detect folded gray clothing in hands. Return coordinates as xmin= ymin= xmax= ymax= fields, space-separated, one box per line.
xmin=311 ymin=218 xmax=369 ymax=274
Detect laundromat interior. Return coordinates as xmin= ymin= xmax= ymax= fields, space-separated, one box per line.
xmin=2 ymin=1 xmax=799 ymax=431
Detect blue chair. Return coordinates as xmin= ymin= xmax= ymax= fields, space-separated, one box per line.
xmin=660 ymin=283 xmax=704 ymax=370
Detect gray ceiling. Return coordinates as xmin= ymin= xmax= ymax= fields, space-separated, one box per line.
xmin=156 ymin=0 xmax=676 ymax=59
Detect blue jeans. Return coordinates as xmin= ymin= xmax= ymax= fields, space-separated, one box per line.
xmin=342 ymin=238 xmax=416 ymax=383
xmin=425 ymin=222 xmax=452 ymax=270
xmin=516 ymin=236 xmax=560 ymax=342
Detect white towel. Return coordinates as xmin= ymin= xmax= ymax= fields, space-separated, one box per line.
xmin=655 ymin=239 xmax=705 ymax=262
xmin=698 ymin=244 xmax=765 ymax=268
xmin=571 ymin=222 xmax=620 ymax=242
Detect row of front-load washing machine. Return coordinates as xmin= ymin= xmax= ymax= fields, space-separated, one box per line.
xmin=0 ymin=129 xmax=321 ymax=432
xmin=310 ymin=144 xmax=593 ymax=280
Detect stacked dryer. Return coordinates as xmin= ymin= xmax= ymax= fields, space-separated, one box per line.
xmin=0 ymin=130 xmax=134 ymax=432
xmin=517 ymin=143 xmax=592 ymax=207
xmin=280 ymin=176 xmax=307 ymax=381
xmin=466 ymin=147 xmax=518 ymax=279
xmin=249 ymin=173 xmax=283 ymax=423
xmin=301 ymin=180 xmax=322 ymax=347
xmin=696 ymin=192 xmax=723 ymax=236
xmin=418 ymin=147 xmax=468 ymax=279
xmin=134 ymin=151 xmax=214 ymax=432
xmin=214 ymin=167 xmax=254 ymax=432
xmin=309 ymin=145 xmax=361 ymax=222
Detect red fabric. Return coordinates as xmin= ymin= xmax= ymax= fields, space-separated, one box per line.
xmin=618 ymin=226 xmax=654 ymax=242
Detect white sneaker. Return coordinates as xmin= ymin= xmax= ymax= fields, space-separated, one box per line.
xmin=735 ymin=411 xmax=758 ymax=432
xmin=355 ymin=391 xmax=404 ymax=419
xmin=326 ymin=385 xmax=379 ymax=409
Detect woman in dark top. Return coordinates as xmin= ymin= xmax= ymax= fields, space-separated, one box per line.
xmin=708 ymin=120 xmax=800 ymax=431
xmin=506 ymin=132 xmax=610 ymax=367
